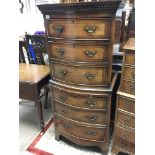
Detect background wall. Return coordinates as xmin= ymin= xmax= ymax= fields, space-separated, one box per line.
xmin=19 ymin=0 xmax=60 ymax=36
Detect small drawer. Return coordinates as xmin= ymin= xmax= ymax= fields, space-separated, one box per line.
xmin=116 ymin=111 xmax=135 ymax=128
xmin=115 ymin=125 xmax=135 ymax=144
xmin=117 ymin=95 xmax=135 ymax=114
xmin=124 ymin=51 xmax=135 ymax=66
xmin=54 ymin=101 xmax=107 ymax=125
xmin=48 ymin=42 xmax=108 ymax=62
xmin=46 ymin=19 xmax=111 ymax=39
xmin=55 ymin=116 xmax=106 ymax=141
xmin=52 ymin=88 xmax=108 ymax=109
xmin=120 ymin=80 xmax=135 ymax=95
xmin=123 ymin=66 xmax=135 ymax=81
xmin=114 ymin=136 xmax=135 ymax=154
xmin=51 ymin=62 xmax=108 ymax=86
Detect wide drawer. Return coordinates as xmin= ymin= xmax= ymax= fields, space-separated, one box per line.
xmin=48 ymin=42 xmax=109 ymax=62
xmin=55 ymin=115 xmax=106 ymax=141
xmin=51 ymin=62 xmax=109 ymax=86
xmin=122 ymin=66 xmax=135 ymax=81
xmin=46 ymin=18 xmax=111 ymax=39
xmin=120 ymin=80 xmax=135 ymax=95
xmin=117 ymin=95 xmax=135 ymax=114
xmin=124 ymin=51 xmax=135 ymax=66
xmin=115 ymin=125 xmax=135 ymax=144
xmin=54 ymin=101 xmax=107 ymax=125
xmin=52 ymin=88 xmax=109 ymax=110
xmin=116 ymin=110 xmax=135 ymax=128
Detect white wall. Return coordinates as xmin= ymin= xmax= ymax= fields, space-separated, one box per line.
xmin=19 ymin=0 xmax=60 ymax=36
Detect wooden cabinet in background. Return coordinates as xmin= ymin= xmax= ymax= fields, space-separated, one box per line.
xmin=111 ymin=38 xmax=135 ymax=155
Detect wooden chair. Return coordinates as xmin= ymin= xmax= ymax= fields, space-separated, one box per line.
xmin=24 ymin=34 xmax=47 ymax=65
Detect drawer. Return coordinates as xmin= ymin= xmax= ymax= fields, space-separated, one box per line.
xmin=115 ymin=125 xmax=135 ymax=144
xmin=52 ymin=88 xmax=108 ymax=109
xmin=123 ymin=66 xmax=135 ymax=81
xmin=51 ymin=63 xmax=108 ymax=86
xmin=111 ymin=145 xmax=134 ymax=155
xmin=117 ymin=95 xmax=135 ymax=113
xmin=46 ymin=19 xmax=111 ymax=39
xmin=124 ymin=51 xmax=135 ymax=66
xmin=48 ymin=42 xmax=108 ymax=62
xmin=54 ymin=101 xmax=107 ymax=125
xmin=55 ymin=115 xmax=106 ymax=141
xmin=114 ymin=136 xmax=135 ymax=154
xmin=116 ymin=111 xmax=135 ymax=128
xmin=120 ymin=80 xmax=135 ymax=95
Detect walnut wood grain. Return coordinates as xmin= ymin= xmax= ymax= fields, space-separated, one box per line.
xmin=48 ymin=41 xmax=109 ymax=62
xmin=46 ymin=19 xmax=111 ymax=39
xmin=55 ymin=115 xmax=106 ymax=141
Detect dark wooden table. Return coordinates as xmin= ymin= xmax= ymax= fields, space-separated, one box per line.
xmin=19 ymin=63 xmax=50 ymax=130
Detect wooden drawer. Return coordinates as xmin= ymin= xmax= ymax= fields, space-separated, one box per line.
xmin=48 ymin=42 xmax=109 ymax=62
xmin=111 ymin=145 xmax=135 ymax=155
xmin=120 ymin=80 xmax=135 ymax=95
xmin=52 ymin=88 xmax=108 ymax=110
xmin=55 ymin=115 xmax=106 ymax=141
xmin=117 ymin=95 xmax=135 ymax=114
xmin=115 ymin=125 xmax=135 ymax=144
xmin=51 ymin=62 xmax=108 ymax=86
xmin=124 ymin=51 xmax=135 ymax=66
xmin=116 ymin=111 xmax=135 ymax=128
xmin=54 ymin=101 xmax=107 ymax=125
xmin=46 ymin=19 xmax=111 ymax=39
xmin=123 ymin=66 xmax=135 ymax=81
xmin=114 ymin=136 xmax=135 ymax=154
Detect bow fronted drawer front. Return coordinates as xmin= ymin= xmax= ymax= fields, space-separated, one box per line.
xmin=55 ymin=115 xmax=107 ymax=141
xmin=54 ymin=101 xmax=107 ymax=125
xmin=48 ymin=41 xmax=109 ymax=63
xmin=46 ymin=19 xmax=111 ymax=40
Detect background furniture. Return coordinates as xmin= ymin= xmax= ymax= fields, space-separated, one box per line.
xmin=19 ymin=34 xmax=48 ymax=65
xmin=19 ymin=63 xmax=50 ymax=130
xmin=38 ymin=1 xmax=121 ymax=154
xmin=111 ymin=38 xmax=135 ymax=155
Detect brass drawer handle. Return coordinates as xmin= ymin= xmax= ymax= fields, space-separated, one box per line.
xmin=85 ymin=26 xmax=96 ymax=33
xmin=120 ymin=140 xmax=128 ymax=147
xmin=56 ymin=48 xmax=65 ymax=56
xmin=85 ymin=50 xmax=96 ymax=57
xmin=63 ymin=124 xmax=69 ymax=129
xmin=54 ymin=26 xmax=64 ymax=33
xmin=60 ymin=95 xmax=67 ymax=102
xmin=61 ymin=70 xmax=68 ymax=76
xmin=62 ymin=109 xmax=68 ymax=113
xmin=88 ymin=116 xmax=96 ymax=121
xmin=131 ymin=71 xmax=135 ymax=80
xmin=87 ymin=101 xmax=96 ymax=107
xmin=121 ymin=132 xmax=129 ymax=138
xmin=87 ymin=131 xmax=96 ymax=136
xmin=85 ymin=73 xmax=96 ymax=79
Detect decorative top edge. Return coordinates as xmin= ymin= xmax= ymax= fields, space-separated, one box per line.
xmin=37 ymin=1 xmax=122 ymax=15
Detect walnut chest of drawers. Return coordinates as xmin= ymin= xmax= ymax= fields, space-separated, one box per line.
xmin=111 ymin=38 xmax=135 ymax=155
xmin=38 ymin=1 xmax=121 ymax=154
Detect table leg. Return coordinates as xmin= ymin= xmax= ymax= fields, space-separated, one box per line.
xmin=35 ymin=99 xmax=45 ymax=131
